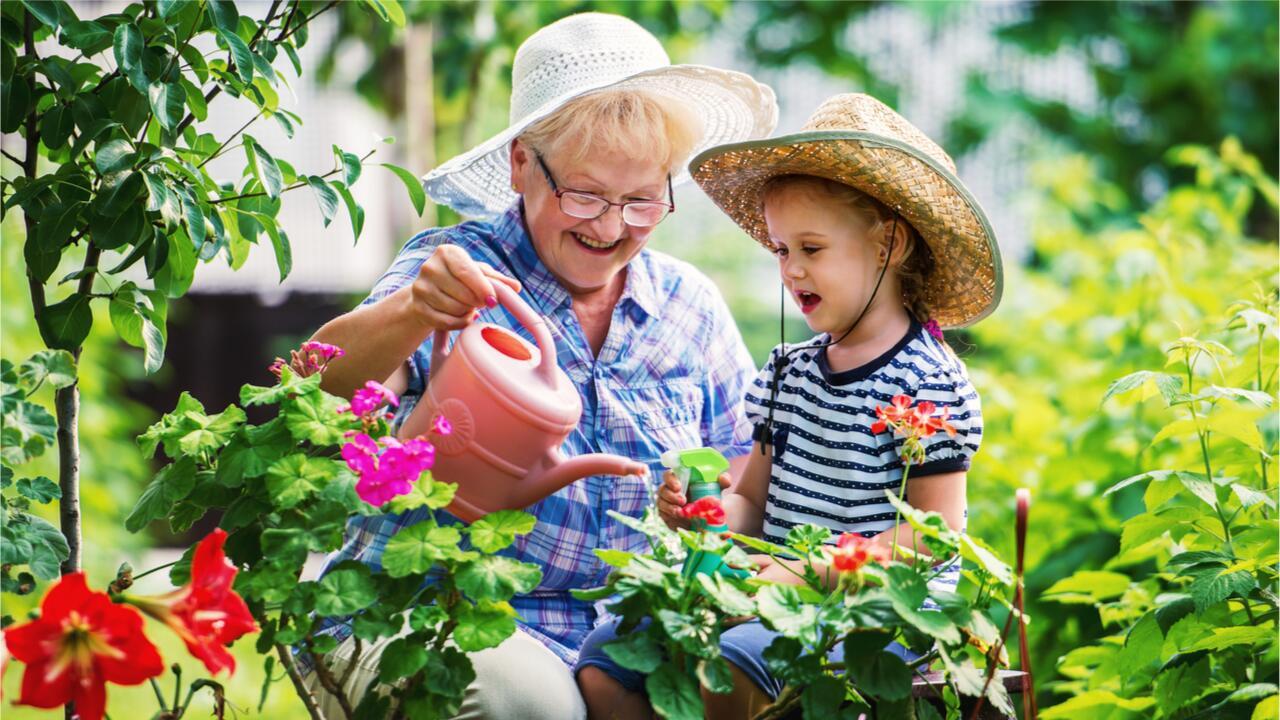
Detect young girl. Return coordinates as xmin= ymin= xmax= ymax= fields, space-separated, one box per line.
xmin=575 ymin=93 xmax=1003 ymax=718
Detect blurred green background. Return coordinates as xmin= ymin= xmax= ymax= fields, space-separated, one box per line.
xmin=2 ymin=0 xmax=1276 ymax=717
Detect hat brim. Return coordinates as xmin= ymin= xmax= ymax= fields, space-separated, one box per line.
xmin=689 ymin=130 xmax=1003 ymax=329
xmin=421 ymin=64 xmax=777 ymax=219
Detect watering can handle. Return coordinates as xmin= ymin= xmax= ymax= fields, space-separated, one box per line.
xmin=430 ymin=283 xmax=558 ymax=384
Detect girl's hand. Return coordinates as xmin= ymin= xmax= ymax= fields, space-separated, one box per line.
xmin=657 ymin=471 xmax=689 ymax=530
xmin=410 ymin=244 xmax=522 ymax=332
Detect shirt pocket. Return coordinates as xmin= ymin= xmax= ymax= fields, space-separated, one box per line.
xmin=600 ymin=381 xmax=705 ymax=470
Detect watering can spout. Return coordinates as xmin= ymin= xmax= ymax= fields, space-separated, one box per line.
xmin=518 ymin=448 xmax=648 ymax=506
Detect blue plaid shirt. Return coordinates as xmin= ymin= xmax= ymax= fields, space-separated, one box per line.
xmin=318 ymin=202 xmax=755 ymax=665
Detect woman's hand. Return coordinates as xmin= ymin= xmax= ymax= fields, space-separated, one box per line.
xmin=410 ymin=244 xmax=522 ymax=332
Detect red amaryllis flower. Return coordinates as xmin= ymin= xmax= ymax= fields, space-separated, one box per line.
xmin=679 ymin=496 xmax=728 ymax=527
xmin=128 ymin=529 xmax=257 ymax=676
xmin=829 ymin=533 xmax=889 ymax=574
xmin=3 ymin=573 xmax=163 ymax=720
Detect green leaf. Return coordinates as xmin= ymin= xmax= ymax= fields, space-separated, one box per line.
xmin=375 ymin=636 xmax=429 ymax=684
xmin=468 ymin=510 xmax=537 ymax=553
xmin=1232 ymin=483 xmax=1276 ymax=509
xmin=39 ymin=104 xmax=74 ymax=149
xmin=282 ymin=391 xmax=350 ymax=445
xmin=16 ymin=476 xmax=59 ymax=503
xmin=959 ymin=534 xmax=1012 ymax=585
xmin=238 ymin=368 xmax=321 ymax=406
xmin=36 ymin=293 xmax=93 ymax=351
xmin=98 ymin=170 xmax=145 ymax=217
xmin=1155 ymin=595 xmax=1196 ymax=634
xmin=305 ymin=175 xmax=339 ymax=227
xmin=20 ymin=515 xmax=71 ymax=579
xmin=112 ymin=22 xmax=148 ymax=91
xmin=1103 ymin=370 xmax=1183 ymax=406
xmin=1039 ymin=691 xmax=1155 ymax=718
xmin=22 ymin=0 xmax=76 ymax=29
xmin=261 ymin=221 xmax=291 ymax=282
xmin=603 ymin=628 xmax=664 ymax=673
xmin=382 ymin=522 xmax=463 ymax=578
xmin=453 ymin=601 xmax=517 ymax=652
xmin=1 ymin=77 xmax=31 ymax=134
xmin=386 ymin=473 xmax=456 ymax=513
xmin=90 ymin=202 xmax=145 ymax=250
xmin=695 ymin=573 xmax=755 ymax=616
xmin=647 ymin=663 xmax=703 ymax=720
xmin=1182 ymin=626 xmax=1275 ymax=653
xmin=380 ymin=163 xmax=426 ymax=216
xmin=801 ymin=674 xmax=848 ymax=718
xmin=108 ymin=284 xmax=166 ymax=373
xmin=244 ymin=136 xmax=282 ymax=199
xmin=333 ymin=146 xmax=362 ymax=185
xmin=1 ymin=399 xmax=55 ymax=465
xmin=314 ymin=565 xmax=377 ymax=616
xmin=178 ymin=76 xmax=206 ymax=121
xmin=16 ymin=350 xmax=76 ymax=391
xmin=125 ymin=457 xmax=197 ymax=532
xmin=178 ymin=403 xmax=247 ymax=456
xmin=1187 ymin=568 xmax=1258 ymax=613
xmin=218 ymin=28 xmax=253 ymax=83
xmin=697 ymin=657 xmax=735 ymax=696
xmin=207 ymin=0 xmax=239 ymax=33
xmin=264 ymin=453 xmax=335 ymax=510
xmin=756 ymin=584 xmax=820 ymax=642
xmin=883 ymin=565 xmax=962 ymax=644
xmin=456 ymin=555 xmax=542 ymax=602
xmin=147 ymin=81 xmax=186 ymax=131
xmin=331 ymin=180 xmax=365 ymax=244
xmin=1043 ymin=570 xmax=1131 ymax=604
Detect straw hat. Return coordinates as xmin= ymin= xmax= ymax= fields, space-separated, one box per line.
xmin=689 ymin=94 xmax=1002 ymax=329
xmin=421 ymin=13 xmax=778 ymax=219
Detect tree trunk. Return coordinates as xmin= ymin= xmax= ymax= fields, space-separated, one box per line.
xmin=55 ymin=381 xmax=81 ymax=575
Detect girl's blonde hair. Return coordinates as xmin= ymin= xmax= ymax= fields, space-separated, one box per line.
xmin=762 ymin=175 xmax=937 ymax=325
xmin=518 ymin=88 xmax=704 ymax=173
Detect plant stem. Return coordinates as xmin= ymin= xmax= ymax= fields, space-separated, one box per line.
xmin=306 ymin=646 xmax=354 ymax=720
xmin=133 ymin=559 xmax=180 ymax=582
xmin=275 ymin=643 xmax=325 ymax=720
xmin=1185 ymin=355 xmax=1234 ymax=551
xmin=149 ymin=678 xmax=169 ymax=712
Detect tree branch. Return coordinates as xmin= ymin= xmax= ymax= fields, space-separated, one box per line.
xmin=210 ymin=149 xmax=374 ymax=205
xmin=275 ymin=644 xmax=326 ymax=720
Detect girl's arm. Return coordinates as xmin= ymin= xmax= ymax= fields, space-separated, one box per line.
xmin=721 ymin=442 xmax=772 ymax=536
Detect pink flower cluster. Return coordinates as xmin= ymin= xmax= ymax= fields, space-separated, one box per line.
xmin=269 ymin=341 xmax=345 ymax=379
xmin=344 ymin=380 xmax=400 ymax=421
xmin=341 ymin=433 xmax=441 ymax=506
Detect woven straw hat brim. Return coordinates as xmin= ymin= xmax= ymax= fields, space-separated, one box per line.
xmin=690 ymin=130 xmax=1002 ymax=329
xmin=421 ymin=64 xmax=777 ymax=219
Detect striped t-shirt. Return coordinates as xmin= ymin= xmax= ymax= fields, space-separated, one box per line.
xmin=743 ymin=320 xmax=982 ymax=594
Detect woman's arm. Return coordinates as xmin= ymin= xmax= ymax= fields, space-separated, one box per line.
xmin=312 ymin=244 xmax=522 ymax=399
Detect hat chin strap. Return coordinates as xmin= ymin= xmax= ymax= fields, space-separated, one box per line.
xmin=755 ymin=213 xmax=900 ymax=455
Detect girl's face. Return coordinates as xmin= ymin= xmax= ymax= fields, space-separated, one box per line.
xmin=763 ymin=183 xmax=897 ymax=336
xmin=511 ymin=140 xmax=669 ymax=297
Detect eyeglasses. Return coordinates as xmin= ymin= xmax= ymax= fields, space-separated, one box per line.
xmin=534 ymin=152 xmax=674 ymax=227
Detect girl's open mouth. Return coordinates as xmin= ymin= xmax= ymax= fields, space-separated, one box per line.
xmin=797 ymin=290 xmax=822 ymax=314
xmin=572 ymin=231 xmax=621 ymax=254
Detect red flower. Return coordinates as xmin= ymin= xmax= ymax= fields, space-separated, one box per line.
xmin=916 ymin=405 xmax=957 ymax=438
xmin=679 ymin=496 xmax=728 ymax=527
xmin=128 ymin=529 xmax=257 ymax=676
xmin=829 ymin=533 xmax=889 ymax=574
xmin=3 ymin=573 xmax=164 ymax=720
xmin=870 ymin=394 xmax=914 ymax=435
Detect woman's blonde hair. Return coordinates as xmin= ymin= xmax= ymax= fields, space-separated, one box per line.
xmin=518 ymin=88 xmax=704 ymax=173
xmin=762 ymin=175 xmax=937 ymax=325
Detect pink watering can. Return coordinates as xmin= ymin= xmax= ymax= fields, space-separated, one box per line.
xmin=400 ymin=283 xmax=648 ymax=522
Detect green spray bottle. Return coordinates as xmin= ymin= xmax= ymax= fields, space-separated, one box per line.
xmin=660 ymin=448 xmax=750 ymax=579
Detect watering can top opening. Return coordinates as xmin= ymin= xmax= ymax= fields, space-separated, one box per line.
xmin=431 ymin=283 xmax=583 ymax=431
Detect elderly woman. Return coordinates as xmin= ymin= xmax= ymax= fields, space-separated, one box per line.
xmin=308 ymin=12 xmax=776 ymax=720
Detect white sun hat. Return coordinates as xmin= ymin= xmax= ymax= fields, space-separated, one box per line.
xmin=421 ymin=12 xmax=779 ymax=219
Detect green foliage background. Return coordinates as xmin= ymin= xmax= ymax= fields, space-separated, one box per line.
xmin=2 ymin=1 xmax=1277 ymax=717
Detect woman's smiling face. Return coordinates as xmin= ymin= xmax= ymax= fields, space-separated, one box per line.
xmin=511 ymin=139 xmax=669 ymax=297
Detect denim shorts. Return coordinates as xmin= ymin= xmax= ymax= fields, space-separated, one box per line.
xmin=575 ymin=617 xmax=918 ymax=699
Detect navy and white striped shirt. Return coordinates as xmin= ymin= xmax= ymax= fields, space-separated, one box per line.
xmin=744 ymin=320 xmax=982 ymax=594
